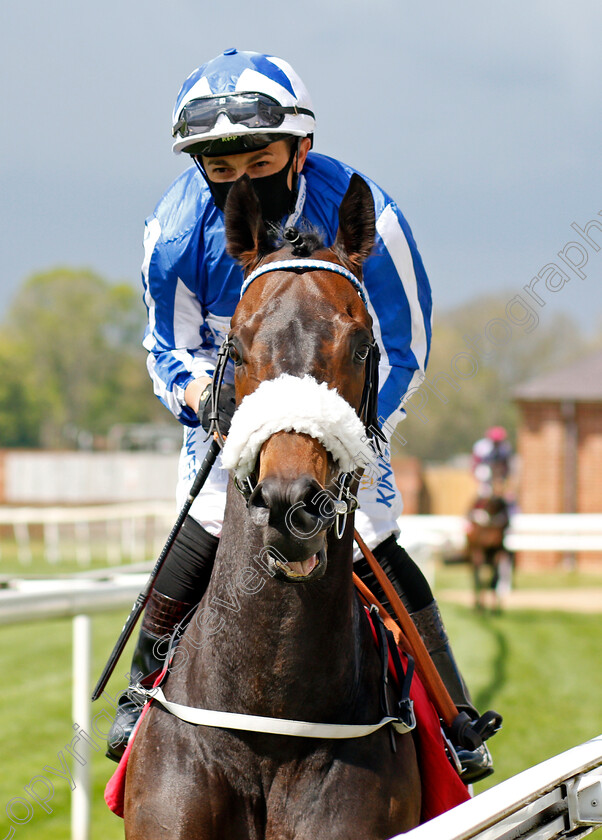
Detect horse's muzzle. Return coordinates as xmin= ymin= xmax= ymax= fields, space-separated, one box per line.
xmin=247 ymin=475 xmax=332 ymax=577
xmin=248 ymin=474 xmax=335 ymax=532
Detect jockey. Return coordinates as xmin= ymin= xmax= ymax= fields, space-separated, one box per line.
xmin=472 ymin=426 xmax=513 ymax=495
xmin=107 ymin=48 xmax=499 ymax=781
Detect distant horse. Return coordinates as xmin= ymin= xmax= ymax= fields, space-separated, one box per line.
xmin=123 ymin=174 xmax=421 ymax=839
xmin=465 ymin=494 xmax=512 ymax=611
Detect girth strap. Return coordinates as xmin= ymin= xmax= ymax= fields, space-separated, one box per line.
xmin=131 ymin=685 xmax=415 ymax=739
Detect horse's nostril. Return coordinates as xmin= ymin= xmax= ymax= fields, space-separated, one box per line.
xmin=247 ymin=475 xmax=331 ymax=534
xmin=247 ymin=484 xmax=271 ymax=527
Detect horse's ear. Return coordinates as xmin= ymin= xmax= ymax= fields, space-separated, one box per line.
xmin=334 ymin=174 xmax=375 ymax=270
xmin=224 ymin=175 xmax=271 ymax=270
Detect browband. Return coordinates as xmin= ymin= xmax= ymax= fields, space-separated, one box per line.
xmin=241 ymin=259 xmax=367 ymax=304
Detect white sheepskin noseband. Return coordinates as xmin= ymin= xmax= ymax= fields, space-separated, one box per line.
xmin=221 ymin=375 xmax=375 ymax=480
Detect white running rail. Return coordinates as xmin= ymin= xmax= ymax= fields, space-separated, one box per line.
xmin=395 ymin=734 xmax=602 ymax=839
xmin=399 ymin=514 xmax=602 ymax=554
xmin=2 ymin=508 xmax=602 ymax=570
xmin=0 ymin=574 xmax=147 ymax=840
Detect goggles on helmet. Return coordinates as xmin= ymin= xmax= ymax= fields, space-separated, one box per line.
xmin=172 ymin=92 xmax=314 ymax=139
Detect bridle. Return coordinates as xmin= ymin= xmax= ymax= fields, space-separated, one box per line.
xmin=240 ymin=258 xmax=368 ymax=302
xmin=207 ymin=257 xmax=385 ymax=536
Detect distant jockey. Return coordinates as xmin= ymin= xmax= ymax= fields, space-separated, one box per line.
xmin=472 ymin=426 xmax=513 ymax=495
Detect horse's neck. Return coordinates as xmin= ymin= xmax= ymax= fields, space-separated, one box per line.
xmin=177 ymin=485 xmax=366 ymax=718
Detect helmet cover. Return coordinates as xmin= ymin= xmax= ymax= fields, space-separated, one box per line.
xmin=172 ymin=49 xmax=315 ymax=155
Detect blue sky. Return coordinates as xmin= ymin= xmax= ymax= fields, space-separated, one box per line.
xmin=2 ymin=0 xmax=601 ymax=331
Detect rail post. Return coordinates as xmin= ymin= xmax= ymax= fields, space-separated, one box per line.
xmin=71 ymin=614 xmax=92 ymax=840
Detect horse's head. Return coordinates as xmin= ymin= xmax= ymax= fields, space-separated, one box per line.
xmin=221 ymin=173 xmax=378 ymax=582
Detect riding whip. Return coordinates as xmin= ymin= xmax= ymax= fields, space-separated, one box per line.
xmin=91 ymin=438 xmax=220 ymax=702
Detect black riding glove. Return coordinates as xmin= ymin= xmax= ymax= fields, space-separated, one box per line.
xmin=197 ymin=382 xmax=236 ymax=436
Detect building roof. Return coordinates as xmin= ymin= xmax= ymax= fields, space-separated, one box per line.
xmin=514 ymin=349 xmax=602 ymax=402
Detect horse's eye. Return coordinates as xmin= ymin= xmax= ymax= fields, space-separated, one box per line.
xmin=228 ymin=344 xmax=243 ymax=366
xmin=354 ymin=344 xmax=370 ymax=363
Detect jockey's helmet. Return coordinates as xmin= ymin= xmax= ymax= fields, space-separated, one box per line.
xmin=171 ymin=49 xmax=315 ymax=156
xmin=486 ymin=426 xmax=507 ymax=443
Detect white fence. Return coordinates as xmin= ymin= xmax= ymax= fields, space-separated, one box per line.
xmin=3 ymin=508 xmax=602 ymax=574
xmin=0 ymin=450 xmax=179 ymax=505
xmin=0 ymin=574 xmax=146 ymax=840
xmin=398 ymin=734 xmax=602 ymax=839
xmin=399 ymin=513 xmax=602 ymax=556
xmin=0 ymin=502 xmax=174 ymax=567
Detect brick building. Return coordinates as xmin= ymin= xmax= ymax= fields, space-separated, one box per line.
xmin=514 ymin=349 xmax=602 ymax=566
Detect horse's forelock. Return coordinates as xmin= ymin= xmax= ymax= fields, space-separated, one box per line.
xmin=271 ymin=223 xmax=325 ymax=258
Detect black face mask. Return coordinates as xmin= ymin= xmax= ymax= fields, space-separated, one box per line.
xmin=198 ymin=143 xmax=298 ymax=225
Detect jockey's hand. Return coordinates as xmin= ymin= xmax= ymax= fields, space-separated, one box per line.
xmin=197 ymin=383 xmax=236 ymax=436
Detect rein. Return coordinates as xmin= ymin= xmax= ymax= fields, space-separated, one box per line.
xmin=353 ymin=530 xmax=459 ymax=728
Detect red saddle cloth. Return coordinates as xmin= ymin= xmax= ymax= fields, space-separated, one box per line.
xmin=105 ymin=697 xmax=150 ymax=818
xmin=105 ymin=631 xmax=470 ymax=823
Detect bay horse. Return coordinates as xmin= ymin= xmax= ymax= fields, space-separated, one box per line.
xmin=123 ymin=174 xmax=421 ymax=839
xmin=465 ymin=493 xmax=512 ymax=611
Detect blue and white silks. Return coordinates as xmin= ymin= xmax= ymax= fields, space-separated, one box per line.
xmin=141 ymin=151 xmax=432 ymax=545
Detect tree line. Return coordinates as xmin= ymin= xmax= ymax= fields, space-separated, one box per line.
xmin=0 ymin=268 xmax=592 ymax=459
xmin=0 ymin=268 xmax=164 ymax=449
xmin=397 ymin=295 xmax=591 ymax=462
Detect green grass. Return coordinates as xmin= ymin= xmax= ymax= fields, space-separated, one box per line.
xmin=0 ymin=610 xmax=138 ymax=839
xmin=0 ymin=593 xmax=601 ymax=836
xmin=439 ymin=602 xmax=602 ymax=793
xmin=434 ymin=559 xmax=602 ymax=592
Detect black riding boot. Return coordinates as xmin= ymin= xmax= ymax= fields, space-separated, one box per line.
xmin=409 ymin=601 xmax=498 ymax=782
xmin=357 ymin=535 xmax=501 ymax=782
xmin=105 ymin=590 xmax=195 ymax=762
xmin=105 ymin=516 xmax=219 ymax=762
